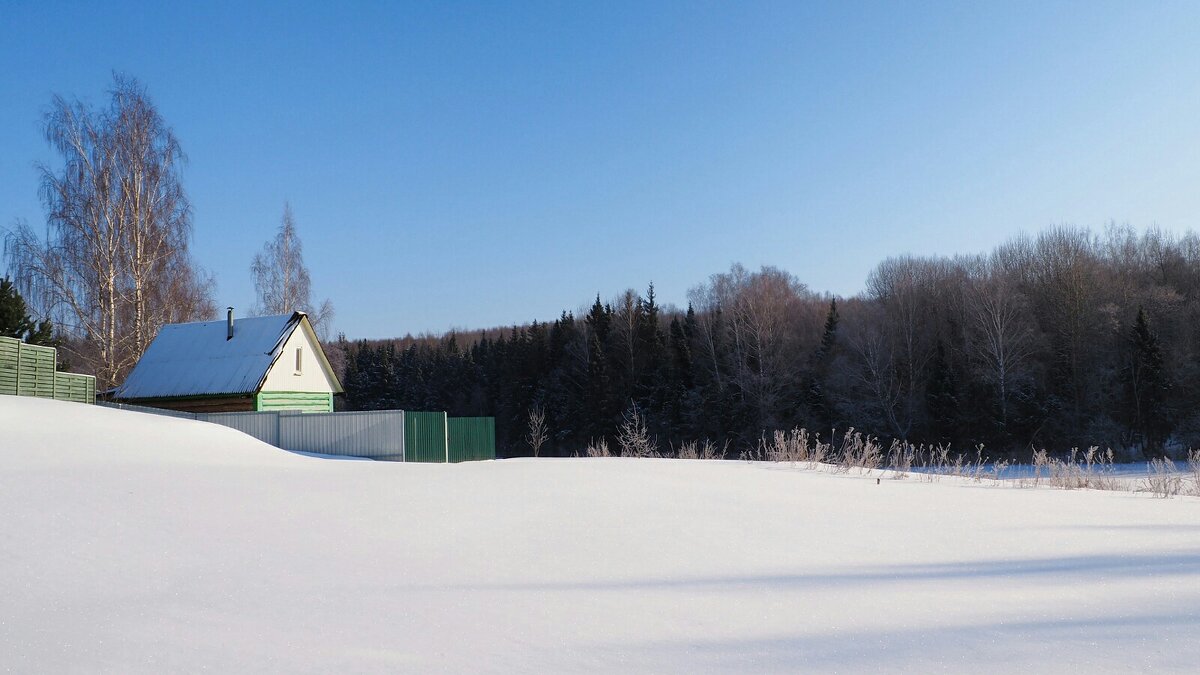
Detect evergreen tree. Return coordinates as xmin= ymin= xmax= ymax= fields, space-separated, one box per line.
xmin=0 ymin=276 xmax=54 ymax=346
xmin=818 ymin=298 xmax=839 ymax=357
xmin=1123 ymin=307 xmax=1171 ymax=454
xmin=584 ymin=296 xmax=617 ymax=443
xmin=803 ymin=299 xmax=840 ymax=432
xmin=544 ymin=312 xmax=586 ymax=454
xmin=634 ymin=284 xmax=669 ymax=436
xmin=925 ymin=340 xmax=959 ymax=444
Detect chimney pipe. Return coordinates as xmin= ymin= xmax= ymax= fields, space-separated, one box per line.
xmin=227 ymin=307 xmax=234 ymax=341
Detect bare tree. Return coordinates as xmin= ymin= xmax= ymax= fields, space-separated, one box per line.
xmin=526 ymin=404 xmax=549 ymax=457
xmin=728 ymin=266 xmax=816 ymax=427
xmin=966 ymin=270 xmax=1035 ymax=430
xmin=611 ymin=289 xmax=640 ymax=376
xmin=862 ymin=256 xmax=948 ymax=438
xmin=688 ymin=264 xmax=819 ymax=428
xmin=616 ymin=402 xmax=656 ymax=457
xmin=250 ymin=203 xmax=334 ymax=337
xmin=5 ymin=74 xmax=214 ymax=387
xmin=843 ymin=302 xmax=906 ymax=437
xmin=1029 ymin=227 xmax=1097 ymax=426
xmin=686 ymin=284 xmax=728 ymax=393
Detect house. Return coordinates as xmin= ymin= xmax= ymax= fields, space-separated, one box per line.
xmin=113 ymin=309 xmax=342 ymax=413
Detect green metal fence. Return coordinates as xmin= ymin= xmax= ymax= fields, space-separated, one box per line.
xmin=404 ymin=411 xmax=448 ymax=462
xmin=406 ymin=413 xmax=496 ymax=462
xmin=397 ymin=412 xmax=497 ymax=462
xmin=448 ymin=417 xmax=496 ymax=462
xmin=0 ymin=335 xmax=96 ymax=404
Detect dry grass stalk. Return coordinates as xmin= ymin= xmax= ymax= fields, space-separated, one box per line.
xmin=585 ymin=438 xmax=612 ymax=458
xmin=1188 ymin=450 xmax=1200 ymax=497
xmin=677 ymin=439 xmax=726 ymax=460
xmin=1144 ymin=457 xmax=1183 ymax=498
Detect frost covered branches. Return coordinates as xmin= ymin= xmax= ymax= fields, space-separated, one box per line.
xmin=526 ymin=404 xmax=549 ymax=457
xmin=616 ymin=403 xmax=656 ymax=458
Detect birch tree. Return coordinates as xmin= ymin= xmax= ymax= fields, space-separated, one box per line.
xmin=250 ymin=203 xmax=335 ymax=337
xmin=5 ymin=74 xmax=214 ymax=387
xmin=862 ymin=256 xmax=941 ymax=439
xmin=688 ymin=264 xmax=818 ymax=430
xmin=966 ymin=271 xmax=1035 ymax=430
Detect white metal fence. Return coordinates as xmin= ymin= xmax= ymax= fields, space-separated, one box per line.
xmin=99 ymin=402 xmax=405 ymax=461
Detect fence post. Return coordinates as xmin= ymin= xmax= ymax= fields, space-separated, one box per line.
xmin=444 ymin=412 xmax=449 ymax=463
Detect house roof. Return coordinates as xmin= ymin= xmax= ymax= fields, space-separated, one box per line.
xmin=115 ymin=312 xmax=342 ymax=399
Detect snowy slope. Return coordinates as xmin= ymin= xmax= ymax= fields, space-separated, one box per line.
xmin=2 ymin=396 xmax=1199 ymax=673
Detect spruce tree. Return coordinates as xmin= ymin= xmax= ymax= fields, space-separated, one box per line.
xmin=803 ymin=299 xmax=840 ymax=432
xmin=634 ymin=284 xmax=669 ymax=435
xmin=1123 ymin=307 xmax=1171 ymax=454
xmin=818 ymin=298 xmax=839 ymax=357
xmin=0 ymin=276 xmax=54 ymax=345
xmin=583 ymin=296 xmax=618 ymax=443
xmin=925 ymin=340 xmax=959 ymax=444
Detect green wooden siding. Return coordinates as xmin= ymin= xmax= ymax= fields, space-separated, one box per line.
xmin=53 ymin=372 xmax=97 ymax=404
xmin=0 ymin=336 xmax=18 ymax=396
xmin=1 ymin=336 xmax=95 ymax=403
xmin=255 ymin=391 xmax=333 ymax=413
xmin=16 ymin=342 xmax=56 ymax=398
xmin=448 ymin=417 xmax=496 ymax=462
xmin=404 ymin=411 xmax=448 ymax=462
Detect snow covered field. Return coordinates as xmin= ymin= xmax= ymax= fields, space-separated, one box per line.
xmin=3 ymin=397 xmax=1199 ymax=673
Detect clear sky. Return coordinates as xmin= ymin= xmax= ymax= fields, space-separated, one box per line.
xmin=2 ymin=1 xmax=1199 ymax=338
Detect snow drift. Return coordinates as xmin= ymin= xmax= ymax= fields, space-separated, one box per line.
xmin=2 ymin=396 xmax=1199 ymax=673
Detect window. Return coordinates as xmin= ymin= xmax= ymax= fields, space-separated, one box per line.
xmin=295 ymin=347 xmax=303 ymax=374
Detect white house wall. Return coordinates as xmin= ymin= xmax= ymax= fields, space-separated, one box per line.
xmin=260 ymin=326 xmax=338 ymax=393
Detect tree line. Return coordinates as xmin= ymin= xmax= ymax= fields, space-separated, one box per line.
xmin=339 ymin=225 xmax=1197 ymax=460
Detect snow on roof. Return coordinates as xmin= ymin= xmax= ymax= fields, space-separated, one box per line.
xmin=115 ymin=313 xmax=304 ymax=399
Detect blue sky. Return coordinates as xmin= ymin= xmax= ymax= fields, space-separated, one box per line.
xmin=3 ymin=1 xmax=1200 ymax=338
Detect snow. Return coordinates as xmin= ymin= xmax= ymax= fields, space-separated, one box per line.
xmin=3 ymin=396 xmax=1200 ymax=673
xmin=114 ymin=313 xmax=301 ymax=399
